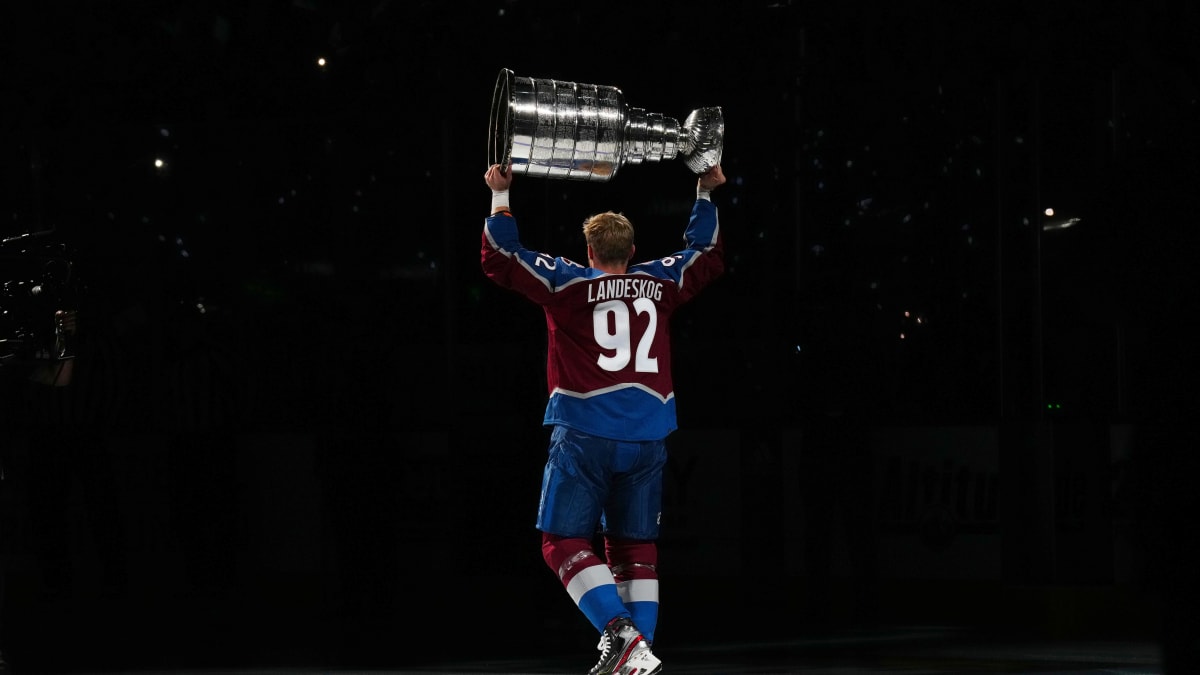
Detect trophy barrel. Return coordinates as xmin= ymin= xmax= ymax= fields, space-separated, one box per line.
xmin=488 ymin=69 xmax=722 ymax=182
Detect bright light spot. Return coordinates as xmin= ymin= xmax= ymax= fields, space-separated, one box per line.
xmin=317 ymin=57 xmax=327 ymax=67
xmin=1043 ymin=217 xmax=1082 ymax=232
xmin=899 ymin=333 xmax=906 ymax=340
xmin=1044 ymin=207 xmax=1055 ymax=216
xmin=904 ymin=311 xmax=911 ymax=318
xmin=154 ymin=158 xmax=165 ymax=168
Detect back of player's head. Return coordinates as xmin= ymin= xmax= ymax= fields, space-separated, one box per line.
xmin=583 ymin=211 xmax=634 ymax=265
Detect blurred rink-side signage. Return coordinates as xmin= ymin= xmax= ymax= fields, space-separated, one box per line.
xmin=874 ymin=426 xmax=1001 ymax=580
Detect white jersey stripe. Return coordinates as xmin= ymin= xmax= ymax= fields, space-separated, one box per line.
xmin=552 ymin=383 xmax=675 ymax=404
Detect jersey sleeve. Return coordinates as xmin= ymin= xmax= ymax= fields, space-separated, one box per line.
xmin=629 ymin=198 xmax=725 ymax=303
xmin=481 ymin=211 xmax=581 ymax=304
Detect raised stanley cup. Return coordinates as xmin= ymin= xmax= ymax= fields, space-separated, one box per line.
xmin=488 ymin=68 xmax=723 ymax=182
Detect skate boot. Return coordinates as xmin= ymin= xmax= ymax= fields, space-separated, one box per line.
xmin=588 ymin=616 xmax=662 ymax=675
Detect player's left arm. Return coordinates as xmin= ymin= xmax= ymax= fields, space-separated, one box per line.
xmin=673 ymin=162 xmax=726 ymax=298
xmin=674 ymin=200 xmax=725 ymax=299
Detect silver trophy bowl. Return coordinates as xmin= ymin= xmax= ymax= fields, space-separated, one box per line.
xmin=488 ymin=68 xmax=723 ymax=182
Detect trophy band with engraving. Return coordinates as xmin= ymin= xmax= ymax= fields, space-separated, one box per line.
xmin=488 ymin=68 xmax=723 ymax=182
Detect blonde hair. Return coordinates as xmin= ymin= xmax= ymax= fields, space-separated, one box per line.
xmin=582 ymin=211 xmax=635 ymax=265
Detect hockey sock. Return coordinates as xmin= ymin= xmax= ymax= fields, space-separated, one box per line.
xmin=542 ymin=532 xmax=630 ymax=633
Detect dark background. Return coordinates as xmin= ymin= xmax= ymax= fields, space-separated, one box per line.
xmin=2 ymin=1 xmax=1198 ymax=672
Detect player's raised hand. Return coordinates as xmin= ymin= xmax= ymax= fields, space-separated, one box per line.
xmin=485 ymin=162 xmax=513 ymax=191
xmin=698 ymin=164 xmax=725 ymax=192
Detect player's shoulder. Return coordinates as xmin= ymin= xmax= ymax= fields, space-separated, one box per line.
xmin=630 ymin=250 xmax=697 ymax=271
xmin=541 ymin=256 xmax=594 ymax=285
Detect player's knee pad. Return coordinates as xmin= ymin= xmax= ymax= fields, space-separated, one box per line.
xmin=605 ymin=536 xmax=658 ymax=581
xmin=541 ymin=532 xmax=602 ymax=581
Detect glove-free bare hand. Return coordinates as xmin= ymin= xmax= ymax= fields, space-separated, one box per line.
xmin=485 ymin=163 xmax=513 ymax=191
xmin=698 ymin=164 xmax=726 ymax=192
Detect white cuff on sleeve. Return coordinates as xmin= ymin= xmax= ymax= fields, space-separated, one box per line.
xmin=697 ymin=189 xmax=712 ymax=202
